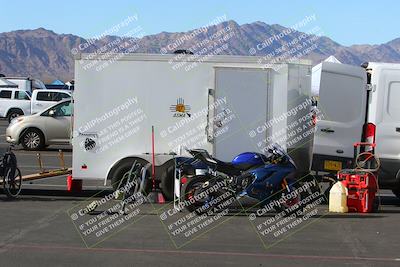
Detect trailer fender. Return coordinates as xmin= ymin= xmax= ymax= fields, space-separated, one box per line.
xmin=107 ymin=157 xmax=150 ymax=191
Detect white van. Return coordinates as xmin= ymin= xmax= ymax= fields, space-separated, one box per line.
xmin=0 ymin=89 xmax=72 ymax=121
xmin=73 ymin=53 xmax=313 ymax=200
xmin=312 ymin=62 xmax=400 ymax=198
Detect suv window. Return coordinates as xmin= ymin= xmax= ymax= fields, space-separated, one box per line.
xmin=15 ymin=91 xmax=31 ymax=100
xmin=43 ymin=101 xmax=72 ymax=117
xmin=36 ymin=91 xmax=70 ymax=101
xmin=0 ymin=90 xmax=12 ymax=99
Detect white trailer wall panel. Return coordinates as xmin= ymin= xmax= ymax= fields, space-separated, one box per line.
xmin=73 ymin=54 xmax=312 ymax=181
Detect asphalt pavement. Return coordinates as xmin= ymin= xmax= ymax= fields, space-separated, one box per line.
xmin=0 ymin=119 xmax=399 ymax=267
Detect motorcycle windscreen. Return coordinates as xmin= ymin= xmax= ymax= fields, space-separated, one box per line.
xmin=213 ymin=67 xmax=270 ymax=161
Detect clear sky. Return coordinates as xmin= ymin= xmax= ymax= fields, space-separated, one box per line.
xmin=0 ymin=0 xmax=397 ymax=46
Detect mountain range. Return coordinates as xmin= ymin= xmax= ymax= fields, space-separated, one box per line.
xmin=0 ymin=20 xmax=399 ymax=82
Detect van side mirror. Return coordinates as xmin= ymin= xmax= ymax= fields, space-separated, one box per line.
xmin=48 ymin=110 xmax=56 ymax=116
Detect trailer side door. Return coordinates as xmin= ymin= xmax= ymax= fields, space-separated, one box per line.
xmin=213 ymin=67 xmax=270 ymax=161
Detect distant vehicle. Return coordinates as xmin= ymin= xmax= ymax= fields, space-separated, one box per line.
xmin=0 ymin=89 xmax=72 ymax=122
xmin=312 ymin=62 xmax=400 ymax=198
xmin=1 ymin=77 xmax=47 ymax=92
xmin=6 ymin=99 xmax=72 ymax=150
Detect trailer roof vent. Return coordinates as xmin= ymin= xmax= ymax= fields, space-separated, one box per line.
xmin=361 ymin=62 xmax=369 ymax=69
xmin=173 ymin=49 xmax=193 ymax=55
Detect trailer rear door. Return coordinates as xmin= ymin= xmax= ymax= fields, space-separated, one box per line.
xmin=213 ymin=67 xmax=270 ymax=161
xmin=312 ymin=62 xmax=367 ymax=172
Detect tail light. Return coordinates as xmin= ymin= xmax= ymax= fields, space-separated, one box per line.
xmin=364 ymin=123 xmax=376 ymax=151
xmin=312 ymin=112 xmax=317 ymax=126
xmin=181 ymin=176 xmax=188 ymax=184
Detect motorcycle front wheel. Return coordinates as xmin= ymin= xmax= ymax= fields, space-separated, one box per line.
xmin=272 ymin=183 xmax=303 ymax=215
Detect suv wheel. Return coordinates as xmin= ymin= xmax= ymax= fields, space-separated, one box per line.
xmin=21 ymin=129 xmax=45 ymax=150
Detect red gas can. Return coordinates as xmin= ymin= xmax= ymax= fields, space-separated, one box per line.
xmin=338 ymin=170 xmax=378 ymax=213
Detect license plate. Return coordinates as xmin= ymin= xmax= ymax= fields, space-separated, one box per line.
xmin=324 ymin=160 xmax=342 ymax=171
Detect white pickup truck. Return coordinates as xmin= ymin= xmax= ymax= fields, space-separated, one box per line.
xmin=0 ymin=89 xmax=72 ymax=122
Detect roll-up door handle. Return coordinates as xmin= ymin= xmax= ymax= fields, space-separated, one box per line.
xmin=321 ymin=128 xmax=335 ymax=133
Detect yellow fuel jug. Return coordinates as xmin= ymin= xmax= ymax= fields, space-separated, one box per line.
xmin=329 ymin=181 xmax=348 ymax=213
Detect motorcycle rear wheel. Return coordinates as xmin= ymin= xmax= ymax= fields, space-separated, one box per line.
xmin=181 ymin=175 xmax=227 ymax=215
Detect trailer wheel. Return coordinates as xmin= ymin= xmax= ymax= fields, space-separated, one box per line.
xmin=160 ymin=164 xmax=175 ymax=201
xmin=110 ymin=159 xmax=151 ymax=194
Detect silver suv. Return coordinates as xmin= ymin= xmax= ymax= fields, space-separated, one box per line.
xmin=6 ymin=99 xmax=72 ymax=150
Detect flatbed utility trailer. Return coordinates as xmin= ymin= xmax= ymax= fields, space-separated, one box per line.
xmin=72 ymin=53 xmax=313 ymax=200
xmin=0 ymin=148 xmax=71 ymax=198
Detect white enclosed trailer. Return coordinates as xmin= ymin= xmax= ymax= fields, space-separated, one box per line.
xmin=73 ymin=53 xmax=313 ymax=199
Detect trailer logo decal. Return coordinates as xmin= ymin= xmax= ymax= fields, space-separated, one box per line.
xmin=170 ymin=97 xmax=191 ymax=117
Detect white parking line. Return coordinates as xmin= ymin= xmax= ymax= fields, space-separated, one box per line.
xmin=15 ymin=153 xmax=72 ymax=157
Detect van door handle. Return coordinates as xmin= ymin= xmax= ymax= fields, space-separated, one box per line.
xmin=321 ymin=128 xmax=335 ymax=133
xmin=396 ymin=127 xmax=400 ymax=133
